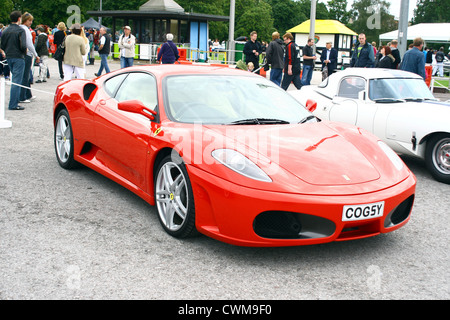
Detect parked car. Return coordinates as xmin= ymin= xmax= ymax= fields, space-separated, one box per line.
xmin=290 ymin=68 xmax=450 ymax=184
xmin=443 ymin=56 xmax=450 ymax=76
xmin=53 ymin=65 xmax=416 ymax=247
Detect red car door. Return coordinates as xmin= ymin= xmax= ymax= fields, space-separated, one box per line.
xmin=93 ymin=72 xmax=158 ymax=190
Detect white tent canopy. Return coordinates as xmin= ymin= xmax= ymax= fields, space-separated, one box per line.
xmin=379 ymin=23 xmax=450 ymax=43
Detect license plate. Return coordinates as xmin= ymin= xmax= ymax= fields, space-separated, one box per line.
xmin=342 ymin=201 xmax=384 ymax=221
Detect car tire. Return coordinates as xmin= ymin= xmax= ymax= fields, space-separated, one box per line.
xmin=425 ymin=133 xmax=450 ymax=184
xmin=54 ymin=109 xmax=78 ymax=169
xmin=155 ymin=154 xmax=198 ymax=238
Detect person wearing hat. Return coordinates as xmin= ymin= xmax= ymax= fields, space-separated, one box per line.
xmin=157 ymin=33 xmax=179 ymax=64
xmin=62 ymin=23 xmax=86 ymax=81
xmin=35 ymin=26 xmax=49 ymax=83
xmin=118 ymin=26 xmax=136 ymax=68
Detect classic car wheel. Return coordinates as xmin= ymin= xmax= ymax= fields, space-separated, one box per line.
xmin=425 ymin=134 xmax=450 ymax=184
xmin=54 ymin=109 xmax=77 ymax=169
xmin=155 ymin=155 xmax=197 ymax=238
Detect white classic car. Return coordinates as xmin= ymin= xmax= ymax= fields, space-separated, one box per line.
xmin=290 ymin=68 xmax=450 ymax=184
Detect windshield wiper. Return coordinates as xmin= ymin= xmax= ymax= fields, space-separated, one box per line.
xmin=229 ymin=118 xmax=290 ymax=125
xmin=404 ymin=97 xmax=424 ymax=102
xmin=298 ymin=115 xmax=318 ymax=124
xmin=373 ymin=98 xmax=405 ymax=103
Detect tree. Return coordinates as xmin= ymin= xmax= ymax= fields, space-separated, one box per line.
xmin=348 ymin=0 xmax=396 ymax=43
xmin=327 ymin=0 xmax=350 ymax=24
xmin=269 ymin=0 xmax=307 ymax=36
xmin=177 ymin=0 xmax=229 ymax=41
xmin=235 ymin=0 xmax=274 ymax=42
xmin=8 ymin=0 xmax=99 ymax=27
xmin=412 ymin=0 xmax=450 ymax=24
xmin=297 ymin=0 xmax=329 ymax=20
xmin=0 ymin=0 xmax=14 ymax=23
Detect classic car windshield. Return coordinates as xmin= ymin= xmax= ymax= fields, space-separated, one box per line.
xmin=369 ymin=78 xmax=436 ymax=101
xmin=165 ymin=75 xmax=312 ymax=124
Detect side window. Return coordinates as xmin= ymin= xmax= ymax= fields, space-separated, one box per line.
xmin=115 ymin=72 xmax=158 ymax=110
xmin=103 ymin=73 xmax=128 ymax=97
xmin=337 ymin=77 xmax=366 ymax=99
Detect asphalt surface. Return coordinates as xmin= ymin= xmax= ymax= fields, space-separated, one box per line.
xmin=0 ymin=59 xmax=449 ymax=300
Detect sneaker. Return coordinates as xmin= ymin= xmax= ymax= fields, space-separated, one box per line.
xmin=20 ymin=99 xmax=31 ymax=103
xmin=43 ymin=79 xmax=47 ymax=82
xmin=10 ymin=106 xmax=25 ymax=110
xmin=30 ymin=96 xmax=37 ymax=101
xmin=36 ymin=80 xmax=42 ymax=83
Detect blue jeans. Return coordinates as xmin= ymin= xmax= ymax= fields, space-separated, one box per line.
xmin=269 ymin=68 xmax=283 ymax=86
xmin=301 ymin=65 xmax=314 ymax=86
xmin=120 ymin=56 xmax=134 ymax=69
xmin=20 ymin=55 xmax=32 ymax=101
xmin=6 ymin=58 xmax=25 ymax=109
xmin=97 ymin=54 xmax=110 ymax=75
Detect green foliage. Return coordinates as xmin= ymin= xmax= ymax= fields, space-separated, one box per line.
xmin=327 ymin=0 xmax=350 ymax=25
xmin=348 ymin=0 xmax=396 ymax=43
xmin=269 ymin=0 xmax=306 ymax=36
xmin=235 ymin=0 xmax=274 ymax=42
xmin=0 ymin=0 xmax=14 ymax=23
xmin=412 ymin=0 xmax=450 ymax=24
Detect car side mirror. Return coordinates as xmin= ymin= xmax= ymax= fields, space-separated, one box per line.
xmin=305 ymin=99 xmax=317 ymax=112
xmin=118 ymin=100 xmax=157 ymax=121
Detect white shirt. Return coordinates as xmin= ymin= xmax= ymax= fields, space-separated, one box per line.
xmin=20 ymin=25 xmax=38 ymax=58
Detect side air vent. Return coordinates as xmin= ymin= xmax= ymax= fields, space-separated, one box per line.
xmin=83 ymin=83 xmax=97 ymax=101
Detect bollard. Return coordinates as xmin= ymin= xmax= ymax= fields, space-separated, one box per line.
xmin=0 ymin=77 xmax=13 ymax=128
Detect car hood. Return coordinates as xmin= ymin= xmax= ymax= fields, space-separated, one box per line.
xmin=197 ymin=122 xmax=410 ymax=194
xmin=387 ymin=100 xmax=450 ymax=138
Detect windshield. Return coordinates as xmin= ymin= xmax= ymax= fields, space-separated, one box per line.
xmin=369 ymin=78 xmax=436 ymax=101
xmin=164 ymin=75 xmax=312 ymax=124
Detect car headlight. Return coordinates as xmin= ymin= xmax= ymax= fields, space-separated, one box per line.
xmin=211 ymin=149 xmax=272 ymax=182
xmin=378 ymin=141 xmax=404 ymax=171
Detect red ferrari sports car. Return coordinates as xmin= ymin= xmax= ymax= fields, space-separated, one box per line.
xmin=53 ymin=64 xmax=416 ymax=247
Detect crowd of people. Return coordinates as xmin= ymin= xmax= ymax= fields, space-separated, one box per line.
xmin=0 ymin=10 xmax=140 ymax=111
xmin=248 ymin=31 xmax=449 ymax=90
xmin=1 ymin=9 xmax=449 ymax=110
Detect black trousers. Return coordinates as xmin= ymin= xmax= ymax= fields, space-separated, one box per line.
xmin=281 ymin=72 xmax=302 ymax=90
xmin=58 ymin=59 xmax=64 ymax=78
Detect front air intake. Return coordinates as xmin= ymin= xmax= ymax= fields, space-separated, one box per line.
xmin=253 ymin=211 xmax=335 ymax=240
xmin=384 ymin=195 xmax=414 ymax=227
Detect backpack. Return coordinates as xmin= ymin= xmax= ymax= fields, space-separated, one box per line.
xmin=436 ymin=52 xmax=444 ymax=63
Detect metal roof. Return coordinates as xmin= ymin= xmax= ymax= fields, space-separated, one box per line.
xmin=287 ymin=20 xmax=357 ymax=36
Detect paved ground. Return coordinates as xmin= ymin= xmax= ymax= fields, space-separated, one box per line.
xmin=0 ymin=58 xmax=449 ymax=300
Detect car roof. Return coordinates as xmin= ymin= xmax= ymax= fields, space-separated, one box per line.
xmin=333 ymin=68 xmax=423 ymax=80
xmin=107 ymin=64 xmax=255 ymax=79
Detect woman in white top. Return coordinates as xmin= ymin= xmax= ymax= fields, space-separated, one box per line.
xmin=80 ymin=26 xmax=90 ymax=77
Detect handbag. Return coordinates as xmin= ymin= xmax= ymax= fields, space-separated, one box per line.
xmin=53 ymin=37 xmax=66 ymax=61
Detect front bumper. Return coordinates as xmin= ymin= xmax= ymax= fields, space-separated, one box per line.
xmin=188 ymin=165 xmax=416 ymax=247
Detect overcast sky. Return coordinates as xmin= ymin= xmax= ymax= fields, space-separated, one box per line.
xmin=319 ymin=0 xmax=417 ymax=19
